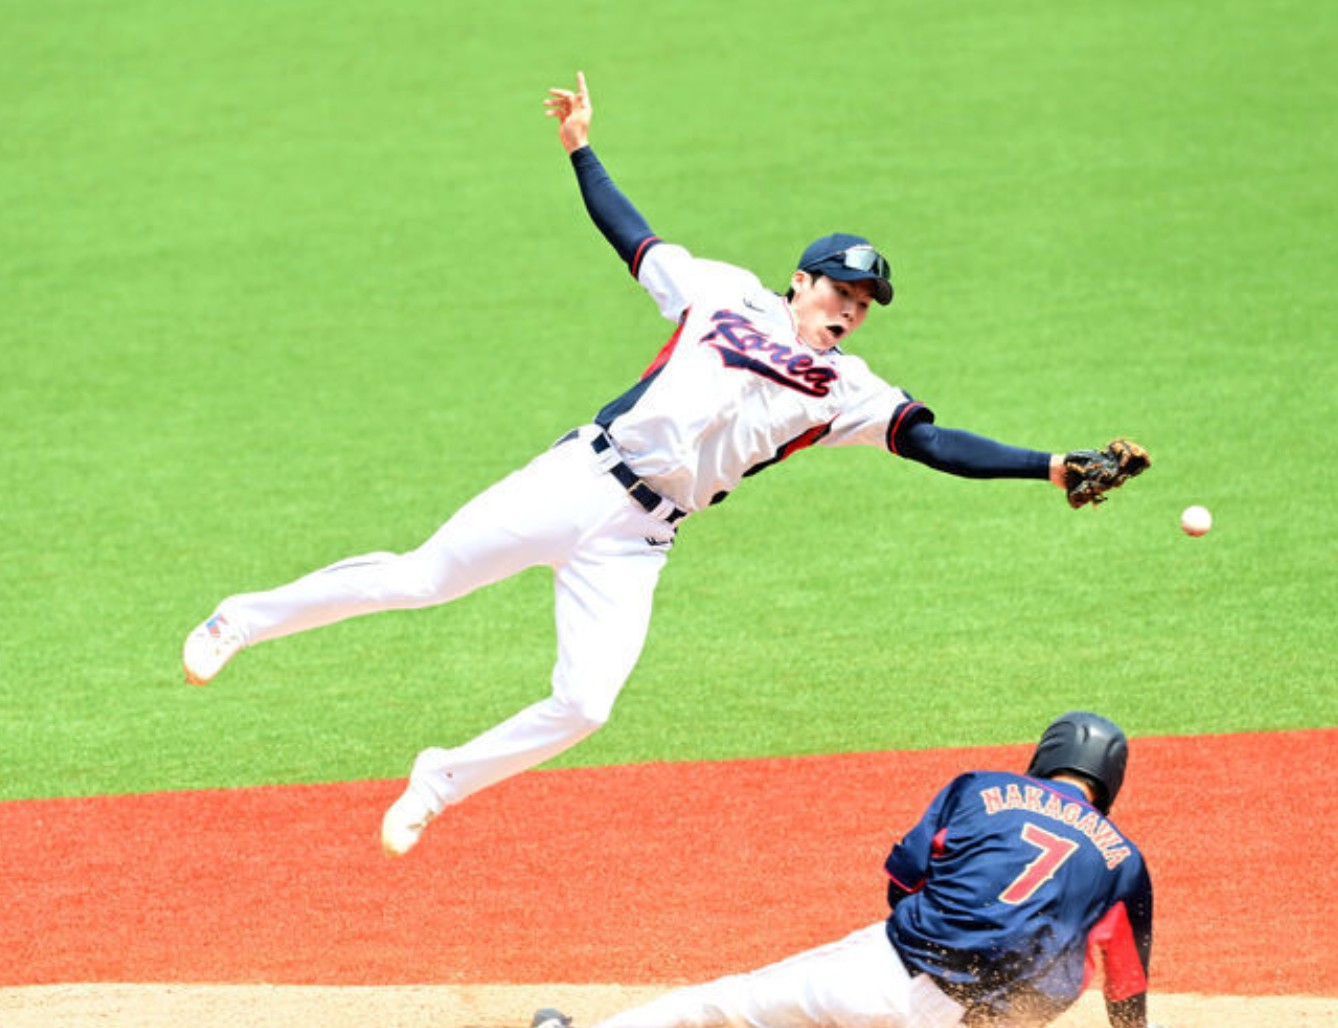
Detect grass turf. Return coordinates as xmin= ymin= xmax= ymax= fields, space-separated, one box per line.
xmin=2 ymin=0 xmax=1334 ymax=799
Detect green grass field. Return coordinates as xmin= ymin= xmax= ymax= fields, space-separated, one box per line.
xmin=2 ymin=0 xmax=1334 ymax=801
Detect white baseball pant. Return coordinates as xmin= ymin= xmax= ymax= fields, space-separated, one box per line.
xmin=213 ymin=425 xmax=675 ymax=807
xmin=593 ymin=923 xmax=965 ymax=1028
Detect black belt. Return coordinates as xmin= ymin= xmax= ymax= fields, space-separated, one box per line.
xmin=588 ymin=432 xmax=686 ymax=524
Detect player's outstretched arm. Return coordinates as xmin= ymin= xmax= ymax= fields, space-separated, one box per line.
xmin=896 ymin=419 xmax=1054 ymax=481
xmin=544 ymin=70 xmax=592 ymax=155
xmin=544 ymin=71 xmax=660 ymax=275
xmin=894 ymin=419 xmax=1070 ymax=493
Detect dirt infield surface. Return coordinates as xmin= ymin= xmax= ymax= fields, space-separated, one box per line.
xmin=3 ymin=729 xmax=1334 ymax=1025
xmin=0 ymin=984 xmax=1333 ymax=1026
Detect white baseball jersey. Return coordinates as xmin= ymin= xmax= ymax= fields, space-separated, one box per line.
xmin=599 ymin=243 xmax=927 ymax=513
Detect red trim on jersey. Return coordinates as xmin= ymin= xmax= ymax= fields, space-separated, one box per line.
xmin=1084 ymin=901 xmax=1148 ymax=1001
xmin=777 ymin=423 xmax=832 ymax=461
xmin=887 ymin=828 xmax=948 ymax=896
xmin=641 ymin=312 xmax=688 ymax=380
xmin=930 ymin=827 xmax=949 ymax=858
xmin=629 ymin=235 xmax=662 ymax=278
xmin=887 ymin=401 xmax=927 ymax=454
xmin=885 ymin=868 xmax=925 ymax=894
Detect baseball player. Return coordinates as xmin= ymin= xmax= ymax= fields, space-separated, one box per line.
xmin=537 ymin=712 xmax=1157 ymax=1028
xmin=181 ymin=73 xmax=1149 ymax=857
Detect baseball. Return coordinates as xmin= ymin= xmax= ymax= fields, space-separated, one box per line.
xmin=1180 ymin=504 xmax=1212 ymax=537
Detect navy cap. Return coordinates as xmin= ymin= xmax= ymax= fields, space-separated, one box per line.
xmin=797 ymin=233 xmax=893 ymax=305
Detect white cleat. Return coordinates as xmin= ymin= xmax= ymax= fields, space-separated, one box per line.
xmin=531 ymin=1009 xmax=573 ymax=1028
xmin=380 ymin=754 xmax=448 ymax=857
xmin=182 ymin=611 xmax=246 ymax=685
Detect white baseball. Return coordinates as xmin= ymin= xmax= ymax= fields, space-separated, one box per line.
xmin=1180 ymin=505 xmax=1212 ymax=537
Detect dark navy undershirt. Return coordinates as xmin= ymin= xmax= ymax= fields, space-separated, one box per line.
xmin=570 ymin=146 xmax=658 ymax=273
xmin=898 ymin=419 xmax=1052 ymax=479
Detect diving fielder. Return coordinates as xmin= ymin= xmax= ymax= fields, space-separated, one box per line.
xmin=182 ymin=74 xmax=1149 ymax=857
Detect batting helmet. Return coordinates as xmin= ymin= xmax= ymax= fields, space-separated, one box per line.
xmin=1026 ymin=711 xmax=1129 ymax=814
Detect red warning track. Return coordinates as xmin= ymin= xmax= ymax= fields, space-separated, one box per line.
xmin=2 ymin=730 xmax=1334 ymax=995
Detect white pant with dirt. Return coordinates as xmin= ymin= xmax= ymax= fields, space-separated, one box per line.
xmin=593 ymin=923 xmax=965 ymax=1028
xmin=214 ymin=425 xmax=676 ymax=808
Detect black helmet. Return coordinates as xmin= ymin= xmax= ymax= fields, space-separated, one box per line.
xmin=1026 ymin=711 xmax=1129 ymax=813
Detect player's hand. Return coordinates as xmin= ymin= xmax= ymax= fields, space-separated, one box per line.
xmin=544 ymin=70 xmax=592 ymax=155
xmin=1047 ymin=453 xmax=1066 ymax=489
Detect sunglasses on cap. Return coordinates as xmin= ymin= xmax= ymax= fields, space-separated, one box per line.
xmin=810 ymin=244 xmax=891 ymax=282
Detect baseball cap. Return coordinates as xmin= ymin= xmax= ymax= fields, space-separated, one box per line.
xmin=797 ymin=233 xmax=893 ymax=305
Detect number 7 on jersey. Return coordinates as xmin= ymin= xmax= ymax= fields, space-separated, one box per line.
xmin=1000 ymin=823 xmax=1080 ymax=904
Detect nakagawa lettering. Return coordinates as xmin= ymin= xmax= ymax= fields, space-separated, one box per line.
xmin=980 ymin=784 xmax=1132 ymax=869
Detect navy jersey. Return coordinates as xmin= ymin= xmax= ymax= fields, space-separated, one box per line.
xmin=884 ymin=771 xmax=1152 ymax=1023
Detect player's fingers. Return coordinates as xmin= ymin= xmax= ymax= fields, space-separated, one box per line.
xmin=576 ymin=70 xmax=588 ymax=100
xmin=543 ymin=93 xmax=572 ymax=118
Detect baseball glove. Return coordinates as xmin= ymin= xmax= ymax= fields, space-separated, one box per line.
xmin=1063 ymin=439 xmax=1151 ymax=509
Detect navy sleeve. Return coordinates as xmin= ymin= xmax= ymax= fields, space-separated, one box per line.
xmin=884 ymin=777 xmax=965 ymax=899
xmin=897 ymin=418 xmax=1052 ymax=480
xmin=1121 ymin=862 xmax=1155 ymax=989
xmin=570 ymin=146 xmax=661 ymax=276
xmin=1093 ymin=859 xmax=1154 ymax=1012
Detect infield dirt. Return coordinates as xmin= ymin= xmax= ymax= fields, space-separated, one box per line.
xmin=3 ymin=730 xmax=1334 ymax=1024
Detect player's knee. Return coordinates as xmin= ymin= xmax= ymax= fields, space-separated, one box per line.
xmin=548 ymin=691 xmax=613 ymax=735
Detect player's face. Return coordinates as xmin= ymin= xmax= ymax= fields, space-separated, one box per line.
xmin=789 ymin=272 xmax=876 ymax=352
